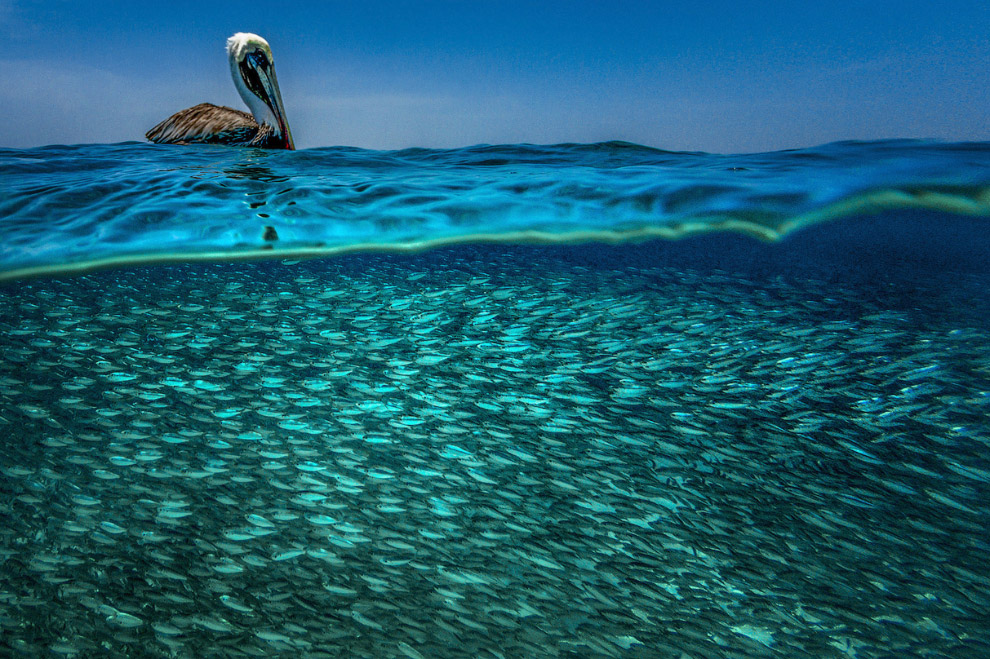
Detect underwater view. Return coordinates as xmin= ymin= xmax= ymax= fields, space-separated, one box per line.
xmin=2 ymin=140 xmax=990 ymax=658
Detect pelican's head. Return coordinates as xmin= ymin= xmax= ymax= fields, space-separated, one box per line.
xmin=227 ymin=32 xmax=295 ymax=150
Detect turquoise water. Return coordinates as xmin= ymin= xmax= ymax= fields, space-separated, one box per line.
xmin=2 ymin=140 xmax=989 ymax=279
xmin=1 ymin=141 xmax=989 ymax=657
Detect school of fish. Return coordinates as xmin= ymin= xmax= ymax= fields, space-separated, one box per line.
xmin=1 ymin=244 xmax=988 ymax=658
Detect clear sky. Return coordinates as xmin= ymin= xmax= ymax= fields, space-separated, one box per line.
xmin=1 ymin=0 xmax=987 ymax=152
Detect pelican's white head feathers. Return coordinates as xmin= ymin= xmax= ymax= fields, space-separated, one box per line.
xmin=226 ymin=32 xmax=272 ymax=62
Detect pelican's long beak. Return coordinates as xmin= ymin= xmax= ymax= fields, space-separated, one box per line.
xmin=240 ymin=50 xmax=295 ymax=150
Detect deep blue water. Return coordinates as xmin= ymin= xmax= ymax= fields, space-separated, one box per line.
xmin=1 ymin=141 xmax=990 ymax=657
xmin=1 ymin=139 xmax=988 ymax=279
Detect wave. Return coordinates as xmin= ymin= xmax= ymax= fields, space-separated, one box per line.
xmin=1 ymin=140 xmax=988 ymax=280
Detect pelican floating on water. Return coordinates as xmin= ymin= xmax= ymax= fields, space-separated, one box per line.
xmin=146 ymin=33 xmax=295 ymax=149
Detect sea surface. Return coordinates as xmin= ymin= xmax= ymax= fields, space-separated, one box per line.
xmin=1 ymin=140 xmax=989 ymax=657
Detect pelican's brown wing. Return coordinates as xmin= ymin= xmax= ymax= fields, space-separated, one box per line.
xmin=145 ymin=102 xmax=261 ymax=146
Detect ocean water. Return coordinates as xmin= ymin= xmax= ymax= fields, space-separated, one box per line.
xmin=3 ymin=140 xmax=989 ymax=280
xmin=1 ymin=140 xmax=989 ymax=658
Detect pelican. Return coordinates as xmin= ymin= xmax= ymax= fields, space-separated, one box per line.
xmin=146 ymin=33 xmax=295 ymax=149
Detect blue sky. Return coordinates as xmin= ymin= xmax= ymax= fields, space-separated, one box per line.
xmin=1 ymin=1 xmax=987 ymax=152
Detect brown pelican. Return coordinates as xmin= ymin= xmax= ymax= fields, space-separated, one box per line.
xmin=146 ymin=33 xmax=295 ymax=149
